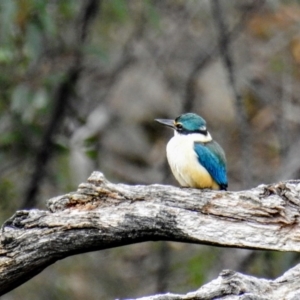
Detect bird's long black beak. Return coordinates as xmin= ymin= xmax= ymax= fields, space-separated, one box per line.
xmin=155 ymin=118 xmax=175 ymax=129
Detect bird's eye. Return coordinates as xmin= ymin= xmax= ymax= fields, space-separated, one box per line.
xmin=176 ymin=123 xmax=183 ymax=130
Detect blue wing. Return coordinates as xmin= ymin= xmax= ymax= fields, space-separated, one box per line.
xmin=194 ymin=141 xmax=227 ymax=189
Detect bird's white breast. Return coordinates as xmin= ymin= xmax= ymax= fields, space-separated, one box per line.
xmin=166 ymin=132 xmax=218 ymax=189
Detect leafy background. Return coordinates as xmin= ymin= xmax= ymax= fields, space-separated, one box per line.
xmin=1 ymin=0 xmax=300 ymax=299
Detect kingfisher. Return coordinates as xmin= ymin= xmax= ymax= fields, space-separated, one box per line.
xmin=155 ymin=113 xmax=227 ymax=190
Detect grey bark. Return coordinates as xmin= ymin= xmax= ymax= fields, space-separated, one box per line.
xmin=130 ymin=265 xmax=300 ymax=300
xmin=1 ymin=171 xmax=300 ymax=297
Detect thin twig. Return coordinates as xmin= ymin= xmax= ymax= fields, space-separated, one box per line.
xmin=183 ymin=2 xmax=262 ymax=113
xmin=156 ymin=242 xmax=171 ymax=293
xmin=211 ymin=0 xmax=253 ymax=188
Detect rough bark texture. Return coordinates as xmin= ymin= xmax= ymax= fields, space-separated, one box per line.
xmin=130 ymin=264 xmax=300 ymax=300
xmin=1 ymin=172 xmax=300 ymax=296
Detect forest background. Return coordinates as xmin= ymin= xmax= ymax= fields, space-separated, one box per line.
xmin=1 ymin=0 xmax=300 ymax=299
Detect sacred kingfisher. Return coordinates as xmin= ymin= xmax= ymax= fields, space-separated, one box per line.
xmin=155 ymin=113 xmax=228 ymax=190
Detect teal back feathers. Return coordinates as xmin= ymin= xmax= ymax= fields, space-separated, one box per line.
xmin=194 ymin=141 xmax=227 ymax=190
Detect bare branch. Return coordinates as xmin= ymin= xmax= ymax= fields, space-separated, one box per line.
xmin=1 ymin=172 xmax=300 ymax=295
xmin=130 ymin=264 xmax=300 ymax=300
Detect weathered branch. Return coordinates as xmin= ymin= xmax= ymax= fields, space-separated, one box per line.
xmin=1 ymin=171 xmax=300 ymax=296
xmin=131 ymin=264 xmax=300 ymax=300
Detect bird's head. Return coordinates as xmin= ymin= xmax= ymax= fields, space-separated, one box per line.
xmin=155 ymin=113 xmax=208 ymax=136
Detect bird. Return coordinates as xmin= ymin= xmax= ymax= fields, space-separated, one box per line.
xmin=155 ymin=113 xmax=228 ymax=190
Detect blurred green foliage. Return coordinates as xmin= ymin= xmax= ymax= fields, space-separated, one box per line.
xmin=185 ymin=247 xmax=218 ymax=286
xmin=0 ymin=0 xmax=163 ymax=220
xmin=0 ymin=0 xmax=81 ymax=217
